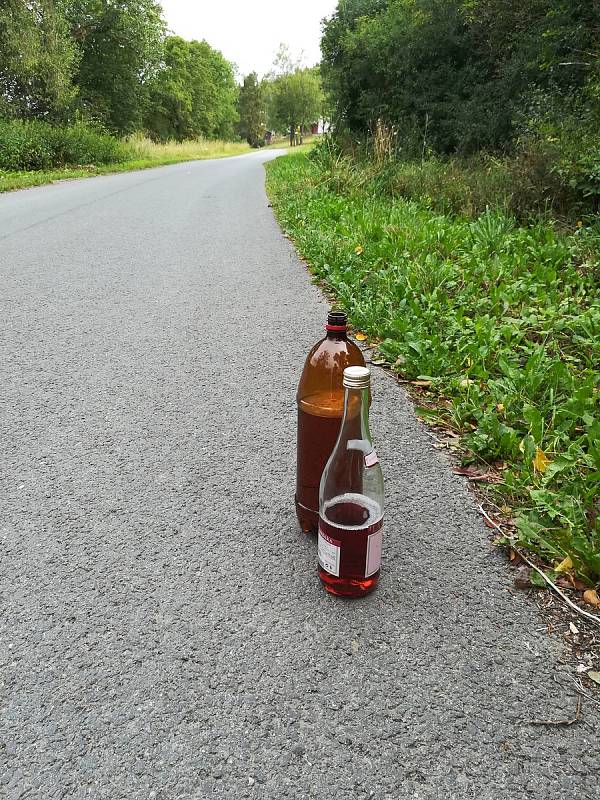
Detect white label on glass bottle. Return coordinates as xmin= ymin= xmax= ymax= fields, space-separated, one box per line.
xmin=365 ymin=527 xmax=383 ymax=577
xmin=318 ymin=527 xmax=341 ymax=577
xmin=364 ymin=450 xmax=379 ymax=468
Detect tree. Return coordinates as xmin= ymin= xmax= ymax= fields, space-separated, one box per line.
xmin=65 ymin=0 xmax=166 ymax=134
xmin=269 ymin=43 xmax=301 ymax=79
xmin=187 ymin=40 xmax=238 ymax=139
xmin=144 ymin=36 xmax=193 ymax=140
xmin=321 ymin=0 xmax=600 ymax=154
xmin=269 ymin=66 xmax=323 ymax=145
xmin=145 ymin=36 xmax=238 ymax=141
xmin=237 ymin=72 xmax=266 ymax=147
xmin=322 ymin=0 xmax=497 ymax=153
xmin=0 ymin=0 xmax=78 ymax=121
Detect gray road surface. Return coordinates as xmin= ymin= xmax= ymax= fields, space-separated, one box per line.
xmin=1 ymin=151 xmax=598 ymax=799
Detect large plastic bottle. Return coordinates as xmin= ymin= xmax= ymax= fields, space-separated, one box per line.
xmin=295 ymin=311 xmax=366 ymax=534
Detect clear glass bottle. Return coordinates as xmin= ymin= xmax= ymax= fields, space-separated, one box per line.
xmin=295 ymin=311 xmax=366 ymax=534
xmin=318 ymin=366 xmax=384 ymax=597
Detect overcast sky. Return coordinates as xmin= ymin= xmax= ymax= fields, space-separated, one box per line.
xmin=160 ymin=1 xmax=339 ymax=79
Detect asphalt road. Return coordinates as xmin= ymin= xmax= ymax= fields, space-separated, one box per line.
xmin=1 ymin=151 xmax=598 ymax=799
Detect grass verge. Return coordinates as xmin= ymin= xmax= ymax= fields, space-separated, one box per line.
xmin=266 ymin=150 xmax=600 ymax=586
xmin=0 ymin=136 xmax=253 ymax=193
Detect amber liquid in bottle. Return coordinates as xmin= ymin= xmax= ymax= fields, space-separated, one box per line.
xmin=295 ymin=312 xmax=365 ymax=534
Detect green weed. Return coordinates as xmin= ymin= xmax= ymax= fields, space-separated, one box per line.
xmin=267 ymin=152 xmax=600 ymax=583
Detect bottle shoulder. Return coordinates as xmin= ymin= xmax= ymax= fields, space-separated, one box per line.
xmin=297 ymin=336 xmax=366 ymax=401
xmin=304 ymin=335 xmax=365 ymax=360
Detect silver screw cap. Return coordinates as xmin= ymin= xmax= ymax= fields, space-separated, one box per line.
xmin=343 ymin=366 xmax=371 ymax=389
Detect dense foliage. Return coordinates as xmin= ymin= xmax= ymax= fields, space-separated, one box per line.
xmin=67 ymin=0 xmax=166 ymax=134
xmin=267 ymin=149 xmax=600 ymax=582
xmin=145 ymin=36 xmax=238 ymax=141
xmin=0 ymin=118 xmax=129 ymax=170
xmin=322 ymin=1 xmax=600 ymax=157
xmin=0 ymin=0 xmax=78 ymax=121
xmin=0 ymin=1 xmax=238 ymax=140
xmin=307 ymin=2 xmax=600 ymax=579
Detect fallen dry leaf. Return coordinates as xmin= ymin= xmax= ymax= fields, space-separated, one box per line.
xmin=588 ymin=671 xmax=600 ymax=685
xmin=555 ymin=555 xmax=573 ymax=574
xmin=569 ymin=622 xmax=579 ymax=635
xmin=582 ymin=589 xmax=600 ymax=608
xmin=532 ymin=446 xmax=551 ymax=474
xmin=483 ymin=515 xmax=502 ymax=529
xmin=453 ymin=466 xmax=501 ymax=483
xmin=410 ymin=379 xmax=432 ymax=387
xmin=572 ymin=578 xmax=589 ymax=591
xmin=556 ymin=577 xmax=573 ymax=589
xmin=354 ymin=332 xmax=367 ymax=341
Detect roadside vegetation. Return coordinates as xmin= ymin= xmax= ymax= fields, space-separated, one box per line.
xmin=267 ymin=146 xmax=600 ymax=585
xmin=0 ymin=122 xmax=253 ymax=192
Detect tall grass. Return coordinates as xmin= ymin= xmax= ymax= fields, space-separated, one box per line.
xmin=318 ymin=130 xmax=600 ymax=221
xmin=125 ymin=133 xmax=251 ymax=161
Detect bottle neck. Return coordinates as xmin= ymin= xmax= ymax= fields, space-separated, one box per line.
xmin=341 ymin=385 xmax=372 ymax=442
xmin=325 ymin=324 xmax=347 ymax=341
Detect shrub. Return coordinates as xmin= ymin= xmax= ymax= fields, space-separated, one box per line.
xmin=0 ymin=120 xmax=131 ymax=171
